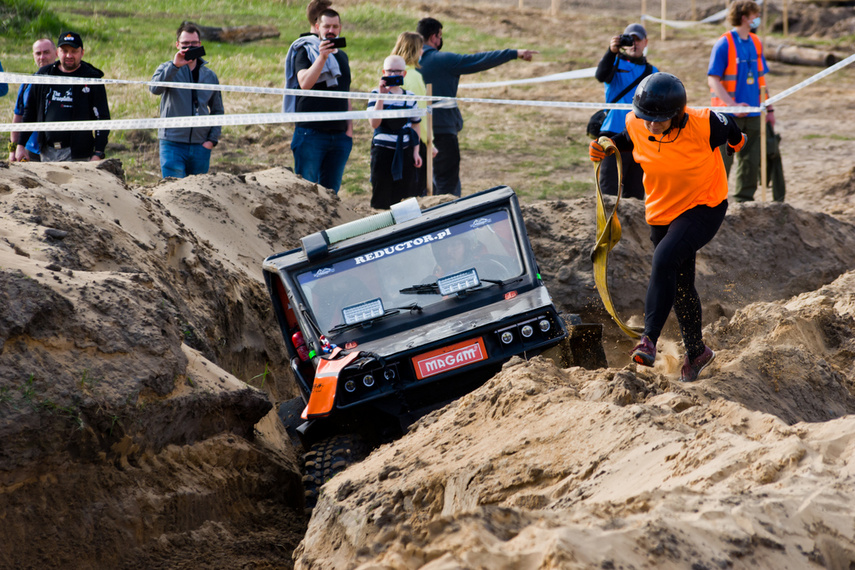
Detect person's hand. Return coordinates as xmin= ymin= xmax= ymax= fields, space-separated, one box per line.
xmin=8 ymin=151 xmax=16 ymax=163
xmin=589 ymin=138 xmax=614 ymax=162
xmin=766 ymin=109 xmax=776 ymax=128
xmin=734 ymin=102 xmax=750 ymax=118
xmin=609 ymin=36 xmax=622 ymax=53
xmin=727 ymin=133 xmax=747 ymax=156
xmin=14 ymin=146 xmax=28 ymax=162
xmin=431 ymin=146 xmax=438 ymax=158
xmin=516 ymin=49 xmax=539 ymax=62
xmin=173 ymin=50 xmax=191 ymax=68
xmin=319 ymin=39 xmax=336 ymax=59
xmin=378 ymin=77 xmax=389 ymax=94
xmin=413 ymin=147 xmax=423 ymax=168
xmin=202 ymin=141 xmax=214 ymax=150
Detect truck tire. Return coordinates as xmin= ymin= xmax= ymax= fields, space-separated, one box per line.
xmin=302 ymin=434 xmax=368 ymax=513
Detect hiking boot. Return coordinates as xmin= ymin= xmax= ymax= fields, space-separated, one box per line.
xmin=630 ymin=335 xmax=656 ymax=367
xmin=680 ymin=346 xmax=715 ymax=382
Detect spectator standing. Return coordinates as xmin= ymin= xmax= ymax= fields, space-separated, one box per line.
xmin=708 ymin=0 xmax=780 ymax=202
xmin=0 ymin=60 xmax=8 ymax=98
xmin=16 ymin=32 xmax=110 ymax=162
xmin=589 ymin=73 xmax=746 ymax=382
xmin=150 ymin=22 xmax=224 ymax=179
xmin=392 ymin=31 xmax=434 ymax=196
xmin=9 ymin=38 xmax=56 ymax=162
xmin=594 ymin=23 xmax=657 ymax=200
xmin=367 ymin=55 xmax=423 ymax=209
xmin=417 ymin=17 xmax=537 ymax=196
xmin=283 ymin=0 xmax=331 ymax=113
xmin=289 ymin=7 xmax=353 ymax=194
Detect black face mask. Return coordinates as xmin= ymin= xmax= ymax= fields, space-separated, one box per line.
xmin=437 ymin=38 xmax=443 ymax=51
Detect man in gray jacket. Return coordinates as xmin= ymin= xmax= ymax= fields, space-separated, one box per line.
xmin=150 ymin=22 xmax=224 ymax=178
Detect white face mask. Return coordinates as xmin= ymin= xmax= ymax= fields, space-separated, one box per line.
xmin=643 ymin=46 xmax=648 ymax=57
xmin=750 ymin=16 xmax=761 ymax=30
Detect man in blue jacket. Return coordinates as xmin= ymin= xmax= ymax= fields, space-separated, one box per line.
xmin=9 ymin=38 xmax=56 ymax=162
xmin=151 ymin=22 xmax=224 ymax=178
xmin=417 ymin=17 xmax=537 ymax=196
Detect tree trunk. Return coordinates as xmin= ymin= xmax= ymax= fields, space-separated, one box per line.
xmin=197 ymin=25 xmax=280 ymax=44
xmin=766 ymin=40 xmax=840 ymax=67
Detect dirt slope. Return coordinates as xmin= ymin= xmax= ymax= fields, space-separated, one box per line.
xmin=0 ymin=161 xmax=355 ymax=568
xmin=3 ymin=0 xmax=855 ymax=568
xmin=296 ymin=271 xmax=855 ymax=570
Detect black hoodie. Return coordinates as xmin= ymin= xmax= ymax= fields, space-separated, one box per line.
xmin=20 ymin=60 xmax=111 ymax=159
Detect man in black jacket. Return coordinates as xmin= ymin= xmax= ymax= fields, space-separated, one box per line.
xmin=16 ymin=32 xmax=110 ymax=162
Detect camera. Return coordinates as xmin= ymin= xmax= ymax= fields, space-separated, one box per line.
xmin=619 ymin=34 xmax=635 ymax=47
xmin=325 ymin=36 xmax=347 ymax=48
xmin=382 ymin=75 xmax=404 ymax=87
xmin=183 ymin=45 xmax=206 ymax=61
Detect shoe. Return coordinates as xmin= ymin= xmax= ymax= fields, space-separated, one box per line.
xmin=680 ymin=346 xmax=715 ymax=382
xmin=630 ymin=335 xmax=656 ymax=367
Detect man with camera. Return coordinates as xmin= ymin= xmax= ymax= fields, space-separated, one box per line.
xmin=417 ymin=17 xmax=537 ymax=197
xmin=289 ymin=6 xmax=353 ymax=194
xmin=593 ymin=23 xmax=657 ymax=200
xmin=366 ymin=55 xmax=423 ymax=209
xmin=150 ymin=22 xmax=224 ymax=179
xmin=16 ymin=32 xmax=110 ymax=163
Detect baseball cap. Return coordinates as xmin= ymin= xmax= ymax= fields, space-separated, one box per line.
xmin=58 ymin=32 xmax=83 ymax=49
xmin=623 ymin=23 xmax=647 ymax=40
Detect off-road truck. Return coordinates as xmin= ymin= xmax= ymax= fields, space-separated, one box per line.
xmin=263 ymin=186 xmax=606 ymax=508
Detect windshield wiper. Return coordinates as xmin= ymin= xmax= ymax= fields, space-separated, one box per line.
xmin=399 ymin=283 xmax=440 ymax=295
xmin=400 ymin=276 xmax=523 ymax=296
xmin=327 ymin=303 xmax=423 ymax=337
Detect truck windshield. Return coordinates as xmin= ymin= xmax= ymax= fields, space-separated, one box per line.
xmin=296 ymin=209 xmax=524 ymax=335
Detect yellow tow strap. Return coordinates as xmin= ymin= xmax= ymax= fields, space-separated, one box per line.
xmin=590 ymin=136 xmax=643 ymax=339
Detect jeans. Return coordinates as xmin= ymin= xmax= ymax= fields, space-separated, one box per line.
xmin=159 ymin=140 xmax=212 ymax=179
xmin=291 ymin=127 xmax=353 ymax=194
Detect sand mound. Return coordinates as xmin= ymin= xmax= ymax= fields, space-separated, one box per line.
xmin=0 ymin=161 xmax=357 ymax=567
xmin=1 ymin=156 xmax=855 ymax=569
xmin=297 ymin=271 xmax=855 ymax=569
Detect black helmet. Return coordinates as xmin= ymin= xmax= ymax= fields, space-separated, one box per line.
xmin=632 ymin=72 xmax=687 ymax=122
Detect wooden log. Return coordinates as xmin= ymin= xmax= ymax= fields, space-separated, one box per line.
xmin=766 ymin=40 xmax=840 ymax=67
xmin=196 ymin=24 xmax=280 ymax=44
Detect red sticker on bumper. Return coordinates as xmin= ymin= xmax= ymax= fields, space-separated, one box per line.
xmin=412 ymin=337 xmax=488 ymax=380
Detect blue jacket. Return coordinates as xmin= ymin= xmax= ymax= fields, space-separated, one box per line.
xmin=0 ymin=61 xmax=8 ymax=98
xmin=595 ymin=50 xmax=657 ymax=134
xmin=418 ymin=46 xmax=517 ymax=134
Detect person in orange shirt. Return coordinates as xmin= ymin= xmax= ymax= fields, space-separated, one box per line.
xmin=589 ymin=73 xmax=746 ymax=382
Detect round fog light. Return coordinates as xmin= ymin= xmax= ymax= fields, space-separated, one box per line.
xmin=500 ymin=331 xmax=514 ymax=344
xmin=384 ymin=369 xmax=396 ymax=380
xmin=539 ymin=319 xmax=551 ymax=332
xmin=521 ymin=325 xmax=534 ymax=338
xmin=363 ymin=374 xmax=375 ymax=387
xmin=344 ymin=380 xmax=356 ymax=392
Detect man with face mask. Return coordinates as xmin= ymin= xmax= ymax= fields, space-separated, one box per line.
xmin=594 ymin=23 xmax=657 ymax=200
xmin=708 ymin=0 xmax=779 ymax=202
xmin=417 ymin=17 xmax=537 ymax=197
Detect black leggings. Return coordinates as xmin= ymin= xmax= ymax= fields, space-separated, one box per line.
xmin=644 ymin=200 xmax=727 ymax=359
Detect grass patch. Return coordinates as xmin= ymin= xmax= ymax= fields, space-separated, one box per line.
xmin=0 ymin=0 xmax=65 ymax=38
xmin=0 ymin=0 xmax=655 ymax=200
